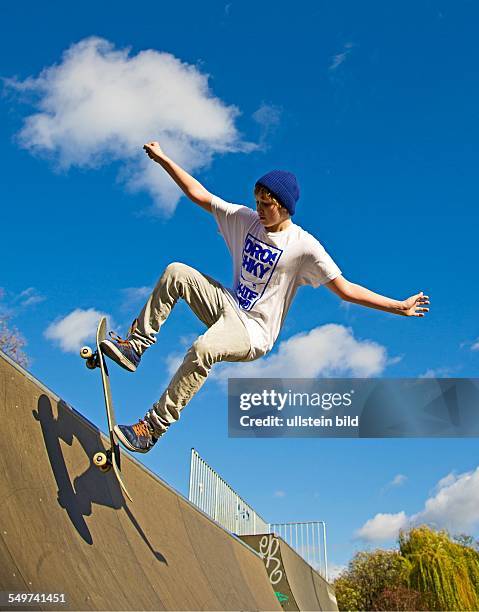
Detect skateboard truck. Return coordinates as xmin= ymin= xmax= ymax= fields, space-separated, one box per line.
xmin=93 ymin=449 xmax=113 ymax=472
xmin=80 ymin=346 xmax=99 ymax=370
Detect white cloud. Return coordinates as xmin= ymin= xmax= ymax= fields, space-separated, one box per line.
xmin=380 ymin=474 xmax=408 ymax=495
xmin=390 ymin=474 xmax=407 ymax=487
xmin=274 ymin=490 xmax=286 ymax=498
xmin=330 ymin=52 xmax=348 ymax=71
xmin=252 ymin=103 xmax=282 ymax=147
xmin=420 ymin=367 xmax=455 ymax=378
xmin=164 ymin=334 xmax=202 ymax=376
xmin=356 ymin=466 xmax=479 ymax=543
xmin=435 ymin=473 xmax=457 ymax=489
xmin=178 ymin=333 xmax=198 ymax=347
xmin=16 ymin=287 xmax=46 ymax=308
xmin=328 ymin=563 xmax=348 ymax=581
xmin=412 ymin=467 xmax=479 ymax=533
xmin=213 ymin=324 xmax=388 ymax=380
xmin=121 ymin=286 xmax=152 ymax=311
xmin=7 ymin=37 xmax=255 ymax=214
xmin=0 ymin=287 xmax=45 ymax=315
xmin=44 ymin=308 xmax=109 ymax=352
xmin=460 ymin=337 xmax=479 ymax=351
xmin=355 ymin=512 xmax=408 ymax=542
xmin=166 ymin=351 xmax=184 ymax=377
xmin=329 ymin=42 xmax=355 ymax=71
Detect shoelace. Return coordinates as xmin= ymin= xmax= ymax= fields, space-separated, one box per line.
xmin=108 ymin=331 xmax=131 ymax=346
xmin=132 ymin=420 xmax=152 ymax=438
xmin=109 ymin=319 xmax=139 ymax=346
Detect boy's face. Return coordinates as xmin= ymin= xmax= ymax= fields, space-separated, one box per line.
xmin=255 ymin=193 xmax=290 ymax=228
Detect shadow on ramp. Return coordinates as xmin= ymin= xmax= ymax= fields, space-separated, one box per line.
xmin=33 ymin=394 xmax=166 ymax=563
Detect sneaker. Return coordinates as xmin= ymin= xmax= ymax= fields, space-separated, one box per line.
xmin=114 ymin=419 xmax=158 ymax=453
xmin=101 ymin=331 xmax=141 ymax=372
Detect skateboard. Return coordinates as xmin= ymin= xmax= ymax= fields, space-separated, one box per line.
xmin=80 ymin=316 xmax=133 ymax=502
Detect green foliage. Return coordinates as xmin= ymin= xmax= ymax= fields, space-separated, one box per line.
xmin=400 ymin=525 xmax=479 ymax=611
xmin=334 ymin=548 xmax=410 ymax=611
xmin=334 ymin=526 xmax=479 ymax=611
xmin=333 ymin=574 xmax=362 ymax=611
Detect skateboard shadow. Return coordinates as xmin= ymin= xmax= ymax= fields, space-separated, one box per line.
xmin=33 ymin=394 xmax=167 ymax=563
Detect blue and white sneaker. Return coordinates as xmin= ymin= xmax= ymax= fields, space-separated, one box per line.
xmin=114 ymin=419 xmax=158 ymax=453
xmin=100 ymin=331 xmax=141 ymax=372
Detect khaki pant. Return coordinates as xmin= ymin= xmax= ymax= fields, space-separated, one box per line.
xmin=129 ymin=262 xmax=253 ymax=436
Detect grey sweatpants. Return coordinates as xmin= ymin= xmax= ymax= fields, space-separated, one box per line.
xmin=128 ymin=262 xmax=253 ymax=437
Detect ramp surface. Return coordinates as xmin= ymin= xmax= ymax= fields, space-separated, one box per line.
xmin=0 ymin=352 xmax=281 ymax=611
xmin=240 ymin=534 xmax=338 ymax=611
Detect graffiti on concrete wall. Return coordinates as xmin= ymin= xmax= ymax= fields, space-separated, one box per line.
xmin=259 ymin=534 xmax=284 ymax=586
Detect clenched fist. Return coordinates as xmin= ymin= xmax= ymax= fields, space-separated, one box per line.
xmin=143 ymin=141 xmax=164 ymax=161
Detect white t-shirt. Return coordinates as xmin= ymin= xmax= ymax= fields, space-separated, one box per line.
xmin=211 ymin=195 xmax=342 ymax=359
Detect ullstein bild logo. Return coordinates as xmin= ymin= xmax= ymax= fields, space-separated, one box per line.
xmin=236 ymin=233 xmax=283 ymax=310
xmin=228 ymin=378 xmax=479 ymax=438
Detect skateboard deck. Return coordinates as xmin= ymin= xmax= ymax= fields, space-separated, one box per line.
xmin=80 ymin=316 xmax=132 ymax=502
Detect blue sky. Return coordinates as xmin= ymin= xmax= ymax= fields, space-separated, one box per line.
xmin=1 ymin=1 xmax=479 ymax=576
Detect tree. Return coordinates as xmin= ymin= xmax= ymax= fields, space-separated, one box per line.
xmin=334 ymin=548 xmax=414 ymax=611
xmin=0 ymin=315 xmax=30 ymax=367
xmin=371 ymin=584 xmax=429 ymax=611
xmin=334 ymin=527 xmax=479 ymax=611
xmin=400 ymin=526 xmax=479 ymax=611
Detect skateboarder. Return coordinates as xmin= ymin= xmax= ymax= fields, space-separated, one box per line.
xmin=101 ymin=141 xmax=430 ymax=453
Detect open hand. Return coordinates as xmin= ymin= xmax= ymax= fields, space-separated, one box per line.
xmin=400 ymin=291 xmax=430 ymax=317
xmin=143 ymin=141 xmax=164 ymax=161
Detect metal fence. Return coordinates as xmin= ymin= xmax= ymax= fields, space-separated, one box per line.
xmin=188 ymin=448 xmax=269 ymax=535
xmin=269 ymin=521 xmax=328 ymax=580
xmin=188 ymin=449 xmax=328 ymax=579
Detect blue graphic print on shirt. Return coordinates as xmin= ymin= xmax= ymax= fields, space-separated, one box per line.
xmin=236 ymin=233 xmax=283 ymax=311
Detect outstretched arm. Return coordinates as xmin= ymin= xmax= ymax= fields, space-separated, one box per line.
xmin=326 ymin=275 xmax=430 ymax=317
xmin=143 ymin=141 xmax=213 ymax=212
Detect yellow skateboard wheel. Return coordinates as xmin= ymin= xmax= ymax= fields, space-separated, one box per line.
xmin=93 ymin=452 xmax=108 ymax=467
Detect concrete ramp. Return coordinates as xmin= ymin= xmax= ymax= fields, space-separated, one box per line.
xmin=240 ymin=534 xmax=338 ymax=611
xmin=0 ymin=352 xmax=281 ymax=611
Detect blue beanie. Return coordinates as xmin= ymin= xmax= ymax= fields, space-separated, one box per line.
xmin=255 ymin=170 xmax=300 ymax=215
